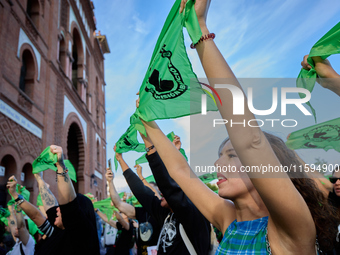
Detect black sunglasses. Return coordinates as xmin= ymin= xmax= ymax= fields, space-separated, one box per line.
xmin=329 ymin=177 xmax=340 ymax=184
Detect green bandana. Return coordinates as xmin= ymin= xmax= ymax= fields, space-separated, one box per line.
xmin=135 ymin=132 xmax=188 ymax=165
xmin=297 ymin=21 xmax=340 ymax=121
xmin=32 ymin=146 xmax=58 ymax=173
xmin=115 ymin=0 xmax=217 ymax=165
xmin=36 ymin=193 xmax=43 ymax=207
xmin=286 ymin=117 xmax=340 ymax=152
xmin=64 ymin=160 xmax=77 ymax=182
xmin=93 ymin=198 xmax=119 ymax=220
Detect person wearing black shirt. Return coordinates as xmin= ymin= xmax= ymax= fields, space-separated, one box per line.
xmin=105 ymin=168 xmax=161 ymax=255
xmin=7 ymin=145 xmax=100 ymax=255
xmin=96 ymin=209 xmax=134 ymax=255
xmin=114 ymin=133 xmax=211 ymax=254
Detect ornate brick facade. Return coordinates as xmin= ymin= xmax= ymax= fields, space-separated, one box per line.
xmin=0 ymin=0 xmax=109 ymax=207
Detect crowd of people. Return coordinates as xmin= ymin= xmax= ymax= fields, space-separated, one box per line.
xmin=0 ymin=0 xmax=340 ymax=254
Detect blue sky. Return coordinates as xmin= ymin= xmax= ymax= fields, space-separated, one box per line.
xmin=92 ymin=0 xmax=340 ymax=192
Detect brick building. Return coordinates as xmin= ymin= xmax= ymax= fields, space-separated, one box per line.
xmin=0 ymin=0 xmax=110 ymax=207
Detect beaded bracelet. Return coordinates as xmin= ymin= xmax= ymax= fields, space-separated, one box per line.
xmin=190 ymin=33 xmax=215 ymax=49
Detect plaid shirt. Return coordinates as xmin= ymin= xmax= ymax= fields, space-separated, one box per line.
xmin=215 ymin=216 xmax=270 ymax=255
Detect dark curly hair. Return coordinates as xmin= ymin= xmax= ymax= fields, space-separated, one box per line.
xmin=219 ymin=132 xmax=340 ymax=253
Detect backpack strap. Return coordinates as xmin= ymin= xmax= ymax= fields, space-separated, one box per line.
xmin=179 ymin=224 xmax=197 ymax=255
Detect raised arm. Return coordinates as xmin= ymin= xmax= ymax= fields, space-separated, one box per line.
xmin=138 ymin=131 xmax=207 ymax=216
xmin=141 ymin=120 xmax=234 ymax=232
xmin=14 ymin=205 xmax=30 ymax=245
xmin=7 ymin=205 xmax=18 ymax=241
xmin=7 ymin=176 xmax=46 ymax=227
xmin=34 ymin=173 xmax=59 ymax=212
xmin=193 ymin=0 xmax=315 ymax=238
xmin=105 ymin=167 xmax=136 ymax=219
xmin=114 ymin=211 xmax=130 ymax=230
xmin=95 ymin=209 xmax=117 ymax=228
xmin=50 ymin=145 xmax=76 ymax=205
xmin=115 ymin=148 xmax=167 ymax=224
xmin=134 ymin=164 xmax=161 ymax=199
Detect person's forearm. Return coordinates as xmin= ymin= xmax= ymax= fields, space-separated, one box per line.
xmin=11 ymin=193 xmax=46 ymax=226
xmin=15 ymin=209 xmax=24 ymax=229
xmin=39 ymin=206 xmax=47 ymax=217
xmin=108 ymin=180 xmax=136 ymax=218
xmin=8 ymin=210 xmax=17 ymax=241
xmin=117 ymin=157 xmax=130 ymax=172
xmin=139 ymin=131 xmax=156 ymax=155
xmin=142 ymin=121 xmax=189 ymax=182
xmin=312 ymin=57 xmax=340 ymax=96
xmin=56 ymin=164 xmax=76 ymax=205
xmin=108 ymin=181 xmax=122 ymax=207
xmin=15 ymin=209 xmax=30 ymax=245
xmin=139 ymin=177 xmax=161 ymax=199
xmin=96 ymin=210 xmax=109 ymax=223
xmin=123 ymin=169 xmax=158 ymax=211
xmin=37 ymin=178 xmax=58 ymax=211
xmin=196 ymin=24 xmax=262 ymax=152
xmin=325 ymin=81 xmax=340 ymax=97
xmin=115 ymin=212 xmax=129 ymax=230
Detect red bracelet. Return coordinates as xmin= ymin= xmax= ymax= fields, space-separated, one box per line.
xmin=190 ymin=33 xmax=215 ymax=49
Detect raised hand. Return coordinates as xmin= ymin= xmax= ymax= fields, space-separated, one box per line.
xmin=180 ymin=0 xmax=211 ymax=27
xmin=105 ymin=168 xmax=114 ymax=182
xmin=172 ymin=135 xmax=182 ymax=150
xmin=301 ymin=54 xmax=340 ymax=96
xmin=50 ymin=145 xmax=66 ymax=170
xmin=6 ymin=176 xmax=18 ymax=198
xmin=113 ymin=144 xmax=123 ymax=161
xmin=134 ymin=165 xmax=143 ymax=178
xmin=34 ymin=172 xmax=43 ymax=181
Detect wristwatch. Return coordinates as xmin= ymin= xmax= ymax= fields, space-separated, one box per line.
xmin=145 ymin=145 xmax=155 ymax=152
xmin=15 ymin=195 xmax=24 ymax=203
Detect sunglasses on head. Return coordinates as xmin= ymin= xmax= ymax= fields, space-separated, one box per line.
xmin=329 ymin=177 xmax=340 ymax=184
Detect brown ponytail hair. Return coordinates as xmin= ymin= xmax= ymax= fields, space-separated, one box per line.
xmin=219 ymin=132 xmax=339 ymax=252
xmin=263 ymin=132 xmax=339 ymax=252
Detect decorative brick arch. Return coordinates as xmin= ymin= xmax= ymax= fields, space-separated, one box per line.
xmin=70 ymin=23 xmax=84 ymax=65
xmin=58 ymin=32 xmax=67 ymax=72
xmin=26 ymin=0 xmax=41 ymax=28
xmin=18 ymin=43 xmax=39 ymax=82
xmin=0 ymin=144 xmax=21 ymax=187
xmin=63 ymin=113 xmax=85 ymax=193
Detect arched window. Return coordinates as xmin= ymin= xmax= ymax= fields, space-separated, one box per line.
xmin=96 ymin=77 xmax=100 ymax=126
xmin=58 ymin=35 xmax=66 ymax=71
xmin=72 ymin=43 xmax=78 ymax=89
xmin=19 ymin=50 xmax=35 ymax=99
xmin=96 ymin=107 xmax=100 ymax=127
xmin=0 ymin=155 xmax=17 ymax=206
xmin=96 ymin=140 xmax=100 ymax=168
xmin=71 ymin=28 xmax=83 ymax=91
xmin=26 ymin=0 xmax=40 ymax=28
xmin=22 ymin=163 xmax=34 ymax=204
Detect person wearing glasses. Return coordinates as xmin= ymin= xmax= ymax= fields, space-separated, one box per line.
xmin=326 ymin=166 xmax=340 ymax=254
xmin=328 ymin=166 xmax=340 ymax=212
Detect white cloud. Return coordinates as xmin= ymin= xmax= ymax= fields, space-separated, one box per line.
xmin=131 ymin=15 xmax=150 ymax=35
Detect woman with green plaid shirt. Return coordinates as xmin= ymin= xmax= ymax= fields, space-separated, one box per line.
xmin=140 ymin=0 xmax=339 ymax=254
